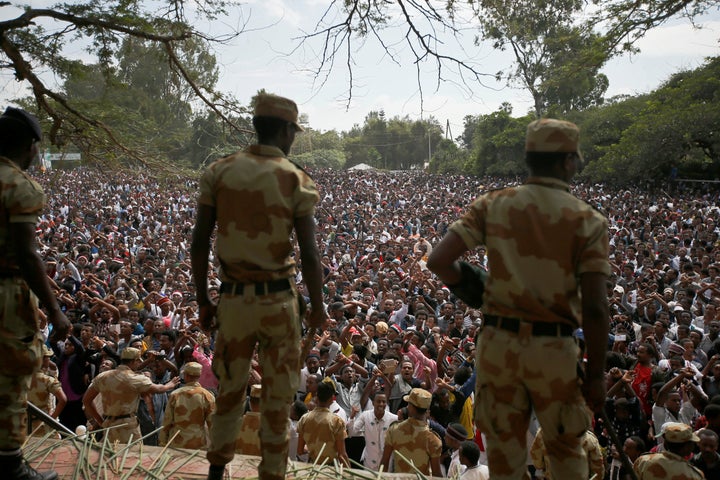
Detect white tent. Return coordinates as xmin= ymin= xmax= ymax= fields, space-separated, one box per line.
xmin=347 ymin=163 xmax=376 ymax=171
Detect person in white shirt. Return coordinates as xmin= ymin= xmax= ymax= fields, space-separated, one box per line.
xmin=347 ymin=392 xmax=398 ymax=471
xmin=459 ymin=441 xmax=489 ymax=480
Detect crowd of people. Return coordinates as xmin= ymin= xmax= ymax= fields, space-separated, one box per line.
xmin=28 ymin=166 xmax=720 ymax=479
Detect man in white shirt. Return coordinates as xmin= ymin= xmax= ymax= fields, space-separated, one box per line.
xmin=347 ymin=392 xmax=398 ymax=471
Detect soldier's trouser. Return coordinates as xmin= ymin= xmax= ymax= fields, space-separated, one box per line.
xmin=475 ymin=326 xmax=589 ymax=480
xmin=0 ymin=278 xmax=42 ymax=451
xmin=102 ymin=416 xmax=142 ymax=444
xmin=207 ymin=286 xmax=300 ymax=480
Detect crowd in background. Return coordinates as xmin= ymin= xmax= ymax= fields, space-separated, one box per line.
xmin=30 ymin=167 xmax=720 ymax=478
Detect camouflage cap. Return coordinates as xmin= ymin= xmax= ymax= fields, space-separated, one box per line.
xmin=183 ymin=361 xmax=202 ymax=377
xmin=656 ymin=422 xmax=700 ymax=443
xmin=525 ymin=118 xmax=582 ymax=161
xmin=121 ymin=347 xmax=141 ymax=361
xmin=254 ymin=93 xmax=304 ymax=132
xmin=403 ymin=387 xmax=432 ymax=409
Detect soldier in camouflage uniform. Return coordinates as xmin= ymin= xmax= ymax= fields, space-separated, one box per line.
xmin=160 ymin=362 xmax=215 ymax=449
xmin=82 ymin=347 xmax=179 ymax=443
xmin=530 ymin=427 xmax=605 ymax=480
xmin=0 ymin=107 xmax=70 ymax=480
xmin=428 ymin=119 xmax=610 ymax=480
xmin=381 ymin=387 xmax=442 ymax=476
xmin=191 ymin=93 xmax=326 ymax=480
xmin=27 ymin=345 xmax=66 ymax=437
xmin=296 ymin=381 xmax=350 ymax=467
xmin=633 ymin=422 xmax=704 ymax=479
xmin=235 ymin=384 xmax=262 ymax=456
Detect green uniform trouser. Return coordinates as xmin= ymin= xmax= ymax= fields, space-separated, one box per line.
xmin=475 ymin=326 xmax=590 ymax=480
xmin=207 ymin=285 xmax=300 ymax=480
xmin=0 ymin=278 xmax=43 ymax=451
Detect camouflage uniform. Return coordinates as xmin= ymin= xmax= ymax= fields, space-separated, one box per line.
xmin=384 ymin=417 xmax=443 ymax=475
xmin=450 ymin=123 xmax=609 ymax=479
xmin=530 ymin=428 xmax=605 ymax=480
xmin=0 ymin=156 xmax=46 ymax=451
xmin=89 ymin=365 xmax=154 ymax=443
xmin=159 ymin=380 xmax=215 ymax=449
xmin=27 ymin=370 xmax=63 ymax=436
xmin=235 ymin=412 xmax=261 ymax=456
xmin=296 ymin=407 xmax=347 ymax=465
xmin=200 ymin=138 xmax=318 ymax=480
xmin=633 ymin=451 xmax=704 ymax=480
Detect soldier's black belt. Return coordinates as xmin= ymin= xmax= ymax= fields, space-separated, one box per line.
xmin=104 ymin=414 xmax=133 ymax=421
xmin=483 ymin=314 xmax=574 ymax=337
xmin=220 ymin=278 xmax=291 ymax=296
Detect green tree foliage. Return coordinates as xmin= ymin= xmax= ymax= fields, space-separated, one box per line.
xmin=0 ymin=0 xmax=248 ymax=168
xmin=581 ymin=57 xmax=720 ymax=184
xmin=341 ymin=111 xmax=443 ymax=170
xmin=477 ymin=0 xmax=609 ymax=117
xmin=463 ymin=108 xmax=533 ymax=176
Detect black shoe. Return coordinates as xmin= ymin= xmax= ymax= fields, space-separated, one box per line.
xmin=10 ymin=459 xmax=58 ymax=480
xmin=207 ymin=464 xmax=225 ymax=480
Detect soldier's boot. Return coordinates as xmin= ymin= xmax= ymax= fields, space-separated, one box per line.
xmin=1 ymin=450 xmax=58 ymax=480
xmin=207 ymin=464 xmax=226 ymax=480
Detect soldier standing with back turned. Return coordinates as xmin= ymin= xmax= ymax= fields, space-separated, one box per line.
xmin=428 ymin=119 xmax=610 ymax=480
xmin=0 ymin=107 xmax=70 ymax=480
xmin=191 ymin=93 xmax=326 ymax=480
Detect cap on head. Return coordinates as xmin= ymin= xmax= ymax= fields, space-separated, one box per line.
xmin=183 ymin=362 xmax=202 ymax=377
xmin=446 ymin=423 xmax=468 ymax=442
xmin=525 ymin=118 xmax=582 ymax=161
xmin=656 ymin=422 xmax=700 ymax=443
xmin=253 ymin=94 xmax=303 ymax=132
xmin=121 ymin=347 xmax=141 ymax=361
xmin=1 ymin=107 xmax=42 ymax=141
xmin=403 ymin=387 xmax=432 ymax=409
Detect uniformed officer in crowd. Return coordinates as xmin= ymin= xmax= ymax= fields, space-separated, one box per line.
xmin=27 ymin=345 xmax=67 ymax=438
xmin=82 ymin=347 xmax=179 ymax=443
xmin=428 ymin=118 xmax=610 ymax=480
xmin=235 ymin=384 xmax=262 ymax=456
xmin=296 ymin=380 xmax=350 ymax=467
xmin=381 ymin=387 xmax=442 ymax=476
xmin=160 ymin=361 xmax=215 ymax=449
xmin=192 ymin=92 xmax=326 ymax=480
xmin=0 ymin=107 xmax=70 ymax=480
xmin=633 ymin=422 xmax=704 ymax=479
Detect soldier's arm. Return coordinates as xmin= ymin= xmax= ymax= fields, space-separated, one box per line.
xmin=427 ymin=231 xmax=467 ymax=286
xmin=430 ymin=456 xmax=442 ymax=477
xmin=295 ymin=214 xmax=325 ymax=328
xmin=580 ymin=271 xmax=611 ymax=413
xmin=11 ymin=221 xmax=69 ymax=341
xmin=82 ymin=384 xmax=103 ymax=427
xmin=191 ymin=203 xmax=216 ymax=308
xmin=50 ymin=383 xmax=67 ymax=419
xmin=380 ymin=443 xmax=393 ymax=472
xmin=159 ymin=395 xmax=174 ymax=446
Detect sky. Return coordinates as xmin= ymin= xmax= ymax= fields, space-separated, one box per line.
xmin=209 ymin=0 xmax=720 ymax=134
xmin=1 ymin=0 xmax=719 ymax=136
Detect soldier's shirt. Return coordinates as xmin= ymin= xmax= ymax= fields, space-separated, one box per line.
xmin=161 ymin=381 xmax=215 ymax=449
xmin=634 ymin=450 xmax=704 ymax=479
xmin=449 ymin=176 xmax=610 ymax=325
xmin=384 ymin=417 xmax=442 ymax=475
xmin=28 ymin=370 xmax=63 ymax=412
xmin=198 ymin=144 xmax=319 ymax=283
xmin=235 ymin=411 xmax=261 ymax=456
xmin=90 ymin=365 xmax=154 ymax=416
xmin=296 ymin=407 xmax=347 ymax=464
xmin=0 ymin=156 xmax=45 ymax=273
